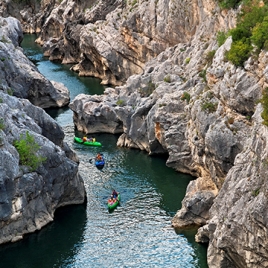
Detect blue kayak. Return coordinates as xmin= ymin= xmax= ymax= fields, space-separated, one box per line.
xmin=95 ymin=156 xmax=105 ymax=169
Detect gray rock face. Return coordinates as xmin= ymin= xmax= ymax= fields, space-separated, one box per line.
xmin=3 ymin=0 xmax=268 ymax=267
xmin=2 ymin=0 xmax=226 ymax=85
xmin=196 ymin=105 xmax=268 ymax=268
xmin=0 ymin=91 xmax=85 ymax=245
xmin=69 ymin=25 xmax=268 ymax=267
xmin=69 ymin=94 xmax=124 ymax=134
xmin=0 ymin=16 xmax=70 ymax=108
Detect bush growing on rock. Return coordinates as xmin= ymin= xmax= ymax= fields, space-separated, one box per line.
xmin=261 ymin=87 xmax=268 ymax=126
xmin=218 ymin=0 xmax=241 ymax=9
xmin=181 ymin=92 xmax=191 ymax=103
xmin=226 ymin=39 xmax=252 ymax=66
xmin=227 ymin=3 xmax=268 ymax=66
xmin=201 ymin=101 xmax=218 ymax=113
xmin=0 ymin=118 xmax=4 ymax=130
xmin=14 ymin=131 xmax=47 ymax=171
xmin=217 ymin=31 xmax=228 ymax=46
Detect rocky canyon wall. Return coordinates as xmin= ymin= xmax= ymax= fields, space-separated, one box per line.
xmin=0 ymin=17 xmax=86 ymax=245
xmin=2 ymin=0 xmax=268 ymax=267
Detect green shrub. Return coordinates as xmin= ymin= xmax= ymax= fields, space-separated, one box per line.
xmin=181 ymin=92 xmax=191 ymax=103
xmin=185 ymin=58 xmax=191 ymax=64
xmin=226 ymin=39 xmax=252 ymax=66
xmin=226 ymin=3 xmax=268 ymax=66
xmin=164 ymin=75 xmax=171 ymax=83
xmin=217 ymin=31 xmax=228 ymax=46
xmin=147 ymin=81 xmax=156 ymax=94
xmin=7 ymin=88 xmax=13 ymax=96
xmin=205 ymin=50 xmax=216 ymax=65
xmin=14 ymin=131 xmax=46 ymax=171
xmin=218 ymin=0 xmax=241 ymax=9
xmin=0 ymin=118 xmax=4 ymax=130
xmin=252 ymin=188 xmax=260 ymax=197
xmin=138 ymin=81 xmax=156 ymax=97
xmin=261 ymin=87 xmax=268 ymax=126
xmin=251 ymin=16 xmax=268 ymax=50
xmin=201 ymin=101 xmax=218 ymax=113
xmin=116 ymin=99 xmax=125 ymax=106
xmin=199 ymin=69 xmax=207 ymax=82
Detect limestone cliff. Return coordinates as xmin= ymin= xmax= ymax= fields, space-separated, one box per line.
xmin=0 ymin=16 xmax=70 ymax=108
xmin=2 ymin=0 xmax=268 ymax=267
xmin=0 ymin=17 xmax=85 ymax=245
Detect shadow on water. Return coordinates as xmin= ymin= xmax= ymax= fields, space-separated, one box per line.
xmin=177 ymin=227 xmax=209 ymax=268
xmin=0 ymin=205 xmax=87 ymax=268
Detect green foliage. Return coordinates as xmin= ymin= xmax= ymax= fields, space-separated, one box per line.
xmin=0 ymin=118 xmax=4 ymax=130
xmin=226 ymin=4 xmax=268 ymax=66
xmin=218 ymin=0 xmax=241 ymax=9
xmin=14 ymin=131 xmax=46 ymax=171
xmin=0 ymin=36 xmax=10 ymax=43
xmin=7 ymin=88 xmax=13 ymax=96
xmin=185 ymin=58 xmax=191 ymax=64
xmin=226 ymin=39 xmax=252 ymax=66
xmin=138 ymin=81 xmax=156 ymax=97
xmin=261 ymin=87 xmax=268 ymax=126
xmin=199 ymin=69 xmax=207 ymax=82
xmin=116 ymin=99 xmax=125 ymax=106
xmin=205 ymin=50 xmax=216 ymax=65
xmin=201 ymin=101 xmax=218 ymax=113
xmin=252 ymin=188 xmax=260 ymax=197
xmin=181 ymin=92 xmax=191 ymax=104
xmin=164 ymin=75 xmax=171 ymax=83
xmin=217 ymin=31 xmax=228 ymax=46
xmin=251 ymin=16 xmax=268 ymax=50
xmin=147 ymin=81 xmax=156 ymax=94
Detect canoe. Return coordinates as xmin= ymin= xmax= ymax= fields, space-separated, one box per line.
xmin=95 ymin=158 xmax=105 ymax=169
xmin=74 ymin=136 xmax=102 ymax=147
xmin=107 ymin=194 xmax=121 ymax=211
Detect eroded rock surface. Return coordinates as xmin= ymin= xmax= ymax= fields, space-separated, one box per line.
xmin=0 ymin=16 xmax=70 ymax=108
xmin=0 ymin=91 xmax=85 ymax=244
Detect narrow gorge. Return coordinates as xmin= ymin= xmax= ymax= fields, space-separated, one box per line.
xmin=1 ymin=0 xmax=268 ymax=267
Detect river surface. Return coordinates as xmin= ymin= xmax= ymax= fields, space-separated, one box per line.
xmin=0 ymin=34 xmax=208 ymax=268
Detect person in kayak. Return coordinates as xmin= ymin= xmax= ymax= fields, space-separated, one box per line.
xmin=112 ymin=189 xmax=118 ymax=198
xmin=108 ymin=197 xmax=114 ymax=205
xmin=96 ymin=153 xmax=103 ymax=161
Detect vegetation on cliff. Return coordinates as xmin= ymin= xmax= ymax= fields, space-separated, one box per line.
xmin=222 ymin=0 xmax=268 ymax=66
xmin=14 ymin=131 xmax=47 ymax=171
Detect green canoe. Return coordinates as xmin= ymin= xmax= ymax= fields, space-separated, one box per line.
xmin=107 ymin=194 xmax=121 ymax=211
xmin=74 ymin=136 xmax=102 ymax=147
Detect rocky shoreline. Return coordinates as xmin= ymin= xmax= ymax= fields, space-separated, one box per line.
xmin=1 ymin=0 xmax=268 ymax=266
xmin=0 ymin=16 xmax=86 ymax=245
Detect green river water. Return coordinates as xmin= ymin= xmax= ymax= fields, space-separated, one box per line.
xmin=0 ymin=34 xmax=208 ymax=268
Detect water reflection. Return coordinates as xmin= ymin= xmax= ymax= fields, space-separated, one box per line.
xmin=12 ymin=34 xmax=210 ymax=268
xmin=0 ymin=205 xmax=87 ymax=268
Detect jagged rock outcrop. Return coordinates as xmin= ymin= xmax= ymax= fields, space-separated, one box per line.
xmin=69 ymin=10 xmax=268 ymax=268
xmin=195 ymin=104 xmax=268 ymax=268
xmin=0 ymin=13 xmax=85 ymax=246
xmin=0 ymin=91 xmax=85 ymax=244
xmin=0 ymin=0 xmax=229 ymax=85
xmin=0 ymin=16 xmax=70 ymax=108
xmin=3 ymin=0 xmax=268 ymax=267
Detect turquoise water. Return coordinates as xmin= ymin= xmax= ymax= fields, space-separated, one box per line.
xmin=0 ymin=34 xmax=208 ymax=268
